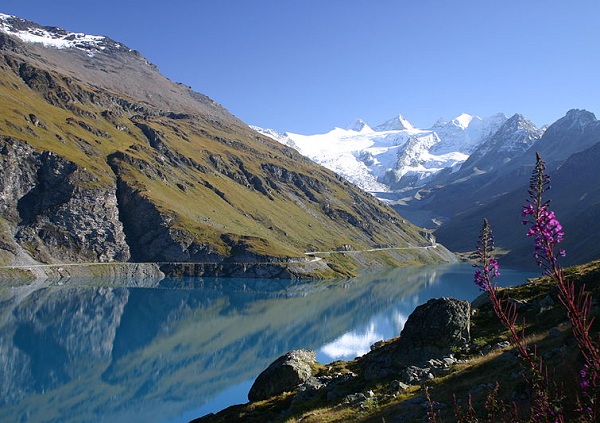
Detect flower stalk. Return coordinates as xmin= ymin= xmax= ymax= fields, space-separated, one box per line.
xmin=474 ymin=218 xmax=559 ymax=421
xmin=470 ymin=153 xmax=599 ymax=421
xmin=521 ymin=153 xmax=600 ymax=418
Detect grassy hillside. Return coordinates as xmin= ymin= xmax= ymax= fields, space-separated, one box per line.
xmin=0 ymin=36 xmax=453 ymax=276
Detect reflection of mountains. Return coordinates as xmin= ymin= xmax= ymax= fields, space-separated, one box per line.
xmin=0 ymin=265 xmax=445 ymax=423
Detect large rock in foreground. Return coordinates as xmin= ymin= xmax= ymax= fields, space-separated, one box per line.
xmin=248 ymin=350 xmax=316 ymax=402
xmin=398 ymin=297 xmax=471 ymax=358
xmin=363 ymin=297 xmax=471 ymax=380
xmin=247 ymin=298 xmax=472 ymax=401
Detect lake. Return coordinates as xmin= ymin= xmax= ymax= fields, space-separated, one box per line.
xmin=0 ymin=263 xmax=538 ymax=423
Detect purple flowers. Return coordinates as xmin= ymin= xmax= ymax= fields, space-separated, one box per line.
xmin=521 ymin=153 xmax=566 ymax=270
xmin=474 ymin=219 xmax=500 ymax=291
xmin=581 ymin=364 xmax=591 ymax=389
xmin=470 ymin=152 xmax=599 ymax=421
xmin=474 ymin=257 xmax=500 ymax=291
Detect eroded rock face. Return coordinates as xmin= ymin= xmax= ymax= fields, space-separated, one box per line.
xmin=1 ymin=137 xmax=130 ymax=263
xmin=248 ymin=349 xmax=316 ymax=402
xmin=0 ymin=138 xmax=38 ymax=221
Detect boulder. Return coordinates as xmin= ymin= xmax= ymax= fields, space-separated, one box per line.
xmin=361 ymin=297 xmax=470 ymax=380
xmin=398 ymin=297 xmax=470 ymax=360
xmin=248 ymin=349 xmax=316 ymax=402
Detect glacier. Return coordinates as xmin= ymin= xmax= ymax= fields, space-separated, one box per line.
xmin=252 ymin=112 xmax=507 ymax=193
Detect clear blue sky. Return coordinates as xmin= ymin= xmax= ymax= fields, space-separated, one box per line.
xmin=2 ymin=0 xmax=599 ymax=134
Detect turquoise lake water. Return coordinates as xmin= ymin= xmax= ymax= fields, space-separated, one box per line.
xmin=0 ymin=263 xmax=538 ymax=423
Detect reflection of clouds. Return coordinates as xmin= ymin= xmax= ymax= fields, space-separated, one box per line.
xmin=319 ymin=323 xmax=383 ymax=361
xmin=391 ymin=310 xmax=408 ymax=334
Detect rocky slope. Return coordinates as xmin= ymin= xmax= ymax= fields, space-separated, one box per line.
xmin=0 ymin=13 xmax=453 ymax=278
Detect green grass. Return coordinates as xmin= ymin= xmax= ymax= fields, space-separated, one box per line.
xmin=0 ymin=53 xmax=450 ymax=275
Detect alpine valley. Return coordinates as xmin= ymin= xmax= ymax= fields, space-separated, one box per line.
xmin=0 ymin=13 xmax=457 ymax=279
xmin=254 ymin=108 xmax=600 ymax=267
xmin=2 ymin=10 xmax=600 ymax=423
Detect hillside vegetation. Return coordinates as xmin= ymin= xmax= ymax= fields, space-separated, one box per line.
xmin=0 ymin=25 xmax=453 ymax=278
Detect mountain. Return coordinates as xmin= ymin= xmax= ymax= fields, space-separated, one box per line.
xmin=253 ymin=113 xmax=507 ymax=193
xmin=392 ymin=113 xmax=544 ymax=226
xmin=258 ymin=107 xmax=600 ymax=267
xmin=452 ymin=113 xmax=543 ymax=175
xmin=0 ymin=13 xmax=454 ymax=278
xmin=431 ymin=109 xmax=600 ymax=267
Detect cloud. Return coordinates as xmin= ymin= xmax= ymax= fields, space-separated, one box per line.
xmin=319 ymin=323 xmax=383 ymax=361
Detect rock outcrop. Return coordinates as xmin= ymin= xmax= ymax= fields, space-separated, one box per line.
xmin=360 ymin=297 xmax=470 ymax=381
xmin=246 ymin=297 xmax=471 ymax=404
xmin=396 ymin=297 xmax=470 ymax=359
xmin=1 ymin=137 xmax=130 ymax=263
xmin=248 ymin=349 xmax=317 ymax=402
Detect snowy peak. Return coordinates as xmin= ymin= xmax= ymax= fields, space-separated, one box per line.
xmin=374 ymin=114 xmax=414 ymax=131
xmin=494 ymin=114 xmax=542 ymax=153
xmin=460 ymin=113 xmax=542 ymax=172
xmin=347 ymin=118 xmax=373 ymax=132
xmin=431 ymin=113 xmax=475 ymax=131
xmin=0 ymin=13 xmax=125 ymax=56
xmin=430 ymin=113 xmax=507 ymax=154
xmin=452 ymin=112 xmax=475 ymax=129
xmin=254 ymin=112 xmax=513 ymax=192
xmin=498 ymin=113 xmax=539 ymax=136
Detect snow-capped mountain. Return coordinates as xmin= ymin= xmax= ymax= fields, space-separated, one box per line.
xmin=0 ymin=12 xmax=225 ymax=118
xmin=457 ymin=114 xmax=543 ymax=174
xmin=252 ymin=113 xmax=508 ymax=192
xmin=0 ymin=13 xmax=125 ymax=56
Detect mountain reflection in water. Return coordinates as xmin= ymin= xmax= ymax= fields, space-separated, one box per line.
xmin=0 ymin=263 xmax=536 ymax=423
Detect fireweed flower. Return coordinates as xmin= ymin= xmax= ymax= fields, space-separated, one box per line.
xmin=581 ymin=364 xmax=591 ymax=389
xmin=474 ymin=218 xmax=500 ymax=291
xmin=521 ymin=153 xmax=566 ymax=271
xmin=469 ymin=153 xmax=598 ymax=421
xmin=473 ymin=218 xmax=558 ymax=419
xmin=521 ymin=153 xmax=599 ymax=420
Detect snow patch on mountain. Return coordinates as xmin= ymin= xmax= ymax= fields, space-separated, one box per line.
xmin=253 ymin=113 xmax=507 ymax=192
xmin=0 ymin=13 xmax=123 ymax=56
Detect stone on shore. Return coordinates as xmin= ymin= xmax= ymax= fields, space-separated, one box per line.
xmin=248 ymin=349 xmax=317 ymax=402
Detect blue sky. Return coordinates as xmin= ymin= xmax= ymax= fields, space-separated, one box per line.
xmin=2 ymin=0 xmax=599 ymax=134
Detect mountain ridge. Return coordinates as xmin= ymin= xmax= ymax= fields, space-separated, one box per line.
xmin=256 ymin=108 xmax=600 ymax=267
xmin=253 ymin=111 xmax=510 ymax=192
xmin=0 ymin=12 xmax=454 ymax=278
